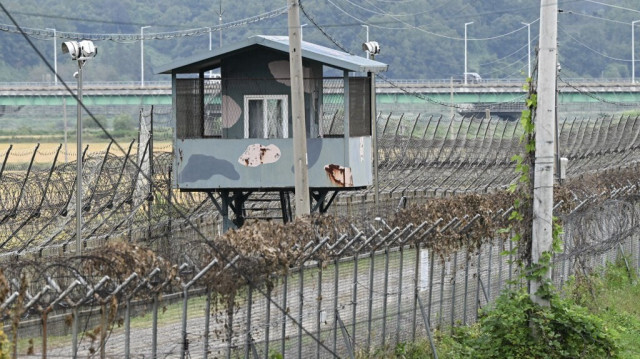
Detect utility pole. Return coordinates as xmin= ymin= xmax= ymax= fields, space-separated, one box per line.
xmin=287 ymin=0 xmax=311 ymax=217
xmin=531 ymin=0 xmax=558 ymax=307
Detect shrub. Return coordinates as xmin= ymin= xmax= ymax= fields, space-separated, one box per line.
xmin=466 ymin=288 xmax=619 ymax=358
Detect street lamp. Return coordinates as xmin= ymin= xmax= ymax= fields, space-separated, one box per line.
xmin=633 ymin=20 xmax=640 ymax=83
xmin=464 ymin=21 xmax=474 ymax=85
xmin=141 ymin=26 xmax=151 ymax=87
xmin=362 ymin=25 xmax=370 ymax=58
xmin=61 ymin=40 xmax=97 ymax=255
xmin=522 ymin=22 xmax=532 ymax=78
xmin=46 ymin=28 xmax=57 ymax=85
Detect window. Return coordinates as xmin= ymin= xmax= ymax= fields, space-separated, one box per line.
xmin=243 ymin=95 xmax=288 ymax=139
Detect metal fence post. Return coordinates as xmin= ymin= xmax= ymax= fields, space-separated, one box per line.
xmin=395 ymin=245 xmax=404 ymax=345
xmin=125 ymin=298 xmax=131 ymax=359
xmin=204 ymin=287 xmax=212 ymax=359
xmin=351 ymin=254 xmax=359 ymax=347
xmin=381 ymin=247 xmax=390 ymax=347
xmin=411 ymin=246 xmax=419 ymax=341
xmin=333 ymin=258 xmax=339 ymax=355
xmin=298 ymin=266 xmax=305 ymax=358
xmin=245 ymin=286 xmax=253 ymax=359
xmin=462 ymin=251 xmax=470 ymax=325
xmin=367 ymin=251 xmax=376 ymax=352
xmin=264 ymin=285 xmax=272 ymax=359
xmin=281 ymin=275 xmax=288 ymax=357
xmin=316 ymin=262 xmax=323 ymax=359
xmin=450 ymin=253 xmax=458 ymax=331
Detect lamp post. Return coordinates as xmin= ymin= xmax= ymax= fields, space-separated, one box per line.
xmin=464 ymin=21 xmax=474 ymax=85
xmin=522 ymin=22 xmax=532 ymax=78
xmin=217 ymin=0 xmax=223 ymax=47
xmin=141 ymin=26 xmax=151 ymax=87
xmin=46 ymin=28 xmax=57 ymax=85
xmin=633 ymin=20 xmax=640 ymax=83
xmin=61 ymin=40 xmax=97 ymax=255
xmin=362 ymin=25 xmax=370 ymax=58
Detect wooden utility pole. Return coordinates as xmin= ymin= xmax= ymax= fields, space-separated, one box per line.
xmin=531 ymin=0 xmax=558 ymax=306
xmin=287 ymin=0 xmax=311 ymax=217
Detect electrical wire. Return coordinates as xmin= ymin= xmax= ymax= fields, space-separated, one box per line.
xmin=559 ymin=26 xmax=632 ymax=62
xmin=563 ymin=10 xmax=630 ymax=26
xmin=478 ymin=34 xmax=538 ymax=67
xmin=301 ymin=0 xmax=531 ymax=110
xmin=558 ymin=75 xmax=639 ymax=107
xmin=335 ymin=0 xmax=437 ymax=18
xmin=583 ymin=0 xmax=640 ymax=14
xmin=6 ymin=9 xmax=183 ymax=28
xmin=0 ymin=6 xmax=287 ymax=41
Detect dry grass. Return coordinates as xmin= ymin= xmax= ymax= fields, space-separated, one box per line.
xmin=0 ymin=142 xmax=172 ymax=165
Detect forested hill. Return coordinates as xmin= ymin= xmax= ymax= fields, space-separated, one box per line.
xmin=0 ymin=0 xmax=637 ymax=82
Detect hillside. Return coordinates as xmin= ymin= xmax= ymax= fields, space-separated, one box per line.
xmin=0 ymin=0 xmax=637 ymax=82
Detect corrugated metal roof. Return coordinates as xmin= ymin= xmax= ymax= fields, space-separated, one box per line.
xmin=157 ymin=35 xmax=388 ymax=74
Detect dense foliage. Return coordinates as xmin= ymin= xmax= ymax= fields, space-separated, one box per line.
xmin=0 ymin=0 xmax=638 ymax=82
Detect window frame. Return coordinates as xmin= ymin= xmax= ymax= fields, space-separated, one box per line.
xmin=243 ymin=95 xmax=289 ymax=139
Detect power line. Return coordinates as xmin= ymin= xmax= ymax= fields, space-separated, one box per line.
xmin=6 ymin=10 xmax=181 ymax=28
xmin=559 ymin=75 xmax=639 ymax=107
xmin=301 ymin=0 xmax=530 ymax=110
xmin=559 ymin=26 xmax=633 ymax=62
xmin=478 ymin=34 xmax=539 ymax=66
xmin=583 ymin=0 xmax=640 ymax=14
xmin=328 ymin=0 xmax=537 ymax=41
xmin=564 ymin=10 xmax=632 ymax=26
xmin=0 ymin=6 xmax=287 ymax=41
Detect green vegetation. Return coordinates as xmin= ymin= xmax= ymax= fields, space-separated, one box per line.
xmin=361 ymin=259 xmax=640 ymax=358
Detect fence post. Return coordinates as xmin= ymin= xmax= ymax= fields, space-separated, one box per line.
xmin=264 ymin=286 xmax=272 ymax=359
xmin=244 ymin=286 xmax=253 ymax=359
xmin=332 ymin=258 xmax=339 ymax=355
xmin=281 ymin=275 xmax=288 ymax=357
xmin=204 ymin=287 xmax=212 ymax=359
xmin=351 ymin=254 xmax=359 ymax=348
xmin=152 ymin=291 xmax=159 ymax=359
xmin=366 ymin=251 xmax=376 ymax=352
xmin=395 ymin=245 xmax=404 ymax=345
xmin=381 ymin=247 xmax=390 ymax=348
xmin=462 ymin=251 xmax=470 ymax=325
xmin=412 ymin=245 xmax=420 ymax=341
xmin=125 ymin=298 xmax=131 ymax=359
xmin=316 ymin=262 xmax=323 ymax=359
xmin=450 ymin=253 xmax=458 ymax=331
xmin=298 ymin=266 xmax=304 ymax=358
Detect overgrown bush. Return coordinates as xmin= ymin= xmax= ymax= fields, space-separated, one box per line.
xmin=463 ymin=288 xmax=619 ymax=358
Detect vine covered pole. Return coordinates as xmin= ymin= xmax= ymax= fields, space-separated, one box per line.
xmin=531 ymin=0 xmax=558 ymax=306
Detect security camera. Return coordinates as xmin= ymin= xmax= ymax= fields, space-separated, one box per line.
xmin=73 ymin=72 xmax=78 ymax=78
xmin=362 ymin=41 xmax=380 ymax=55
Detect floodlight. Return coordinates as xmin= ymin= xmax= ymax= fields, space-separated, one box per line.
xmin=62 ymin=40 xmax=97 ymax=61
xmin=79 ymin=40 xmax=97 ymax=58
xmin=62 ymin=41 xmax=80 ymax=60
xmin=362 ymin=41 xmax=380 ymax=55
